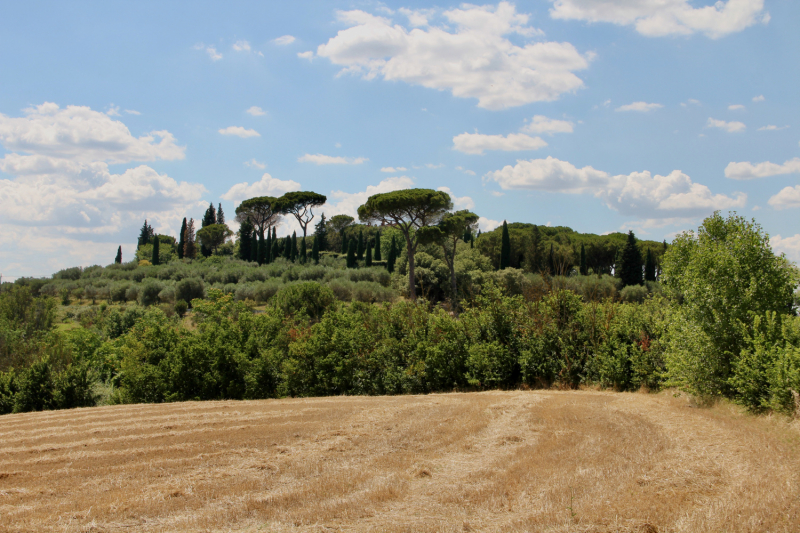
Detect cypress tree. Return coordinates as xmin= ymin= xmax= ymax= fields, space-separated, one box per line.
xmin=290 ymin=231 xmax=298 ymax=262
xmin=346 ymin=238 xmax=357 ymax=268
xmin=250 ymin=233 xmax=258 ymax=262
xmin=265 ymin=228 xmax=272 ymax=264
xmin=283 ymin=236 xmax=292 ymax=260
xmin=115 ymin=246 xmax=122 ymax=264
xmin=138 ymin=220 xmax=153 ymax=246
xmin=619 ymin=230 xmax=643 ymax=287
xmin=499 ymin=220 xmax=510 ymax=270
xmin=300 ymin=237 xmax=307 ymax=263
xmin=644 ymin=248 xmax=656 ymax=282
xmin=271 ymin=236 xmax=280 ymax=263
xmin=151 ymin=236 xmax=160 ymax=265
xmin=216 ymin=203 xmax=225 ymax=225
xmin=314 ymin=214 xmax=328 ymax=252
xmin=183 ymin=218 xmax=196 ymax=259
xmin=202 ymin=203 xmax=216 ymax=227
xmin=177 ymin=218 xmax=187 ymax=259
xmin=548 ymin=243 xmax=555 ymax=275
xmin=374 ymin=232 xmax=382 ymax=261
xmin=340 ymin=230 xmax=348 ymax=254
xmin=365 ymin=242 xmax=373 ymax=267
xmin=386 ymin=235 xmax=397 ymax=273
xmin=311 ymin=235 xmax=320 ymax=263
xmin=257 ymin=231 xmax=265 ymax=265
xmin=580 ymin=244 xmax=587 ymax=275
xmin=238 ymin=219 xmax=253 ymax=261
xmin=357 ymin=230 xmax=365 ymax=260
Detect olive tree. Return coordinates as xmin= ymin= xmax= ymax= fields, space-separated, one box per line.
xmin=358 ymin=188 xmax=452 ymax=299
xmin=196 ymin=224 xmax=233 ymax=255
xmin=662 ymin=211 xmax=797 ymax=396
xmin=417 ymin=210 xmax=479 ymax=311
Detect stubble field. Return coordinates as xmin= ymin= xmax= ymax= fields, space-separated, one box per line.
xmin=1 ymin=390 xmax=799 ymax=532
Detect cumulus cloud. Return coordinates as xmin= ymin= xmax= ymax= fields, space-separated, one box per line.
xmin=437 ymin=186 xmax=475 ymax=210
xmin=220 ymin=173 xmax=300 ymax=207
xmin=757 ymin=125 xmax=788 ymax=131
xmin=246 ymin=106 xmax=266 ymax=116
xmin=125 ymin=109 xmax=141 ymax=115
xmin=315 ymin=3 xmax=592 ymax=110
xmin=615 ymin=101 xmax=663 ymax=112
xmin=233 ymin=40 xmax=251 ymax=52
xmin=297 ymin=51 xmax=314 ymax=60
xmin=381 ymin=166 xmax=407 ymax=172
xmin=452 ymin=132 xmax=547 ymax=155
xmin=771 ymin=234 xmax=800 ymax=262
xmin=244 ymin=158 xmax=266 ymax=169
xmin=323 ymin=176 xmax=415 ymax=218
xmin=273 ymin=35 xmax=296 ymax=45
xmin=218 ymin=126 xmax=260 ymax=138
xmin=707 ymin=117 xmax=746 ymax=132
xmin=0 ymin=103 xmax=205 ymax=275
xmin=521 ymin=115 xmax=574 ymax=135
xmin=728 ymin=104 xmax=745 ymax=111
xmin=549 ymin=0 xmax=769 ymax=39
xmin=768 ymin=186 xmax=800 ymax=210
xmin=195 ymin=44 xmax=222 ymax=61
xmin=753 ymin=94 xmax=765 ymax=102
xmin=486 ymin=156 xmax=746 ymax=219
xmin=725 ymin=158 xmax=800 ymax=180
xmin=298 ymin=153 xmax=367 ymax=165
xmin=478 ymin=217 xmax=503 ymax=231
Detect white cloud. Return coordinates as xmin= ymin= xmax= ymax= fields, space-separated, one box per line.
xmin=456 ymin=166 xmax=476 ymax=176
xmin=0 ymin=102 xmax=185 ymax=164
xmin=315 ymin=3 xmax=592 ymax=110
xmin=768 ymin=186 xmax=800 ymax=210
xmin=220 ymin=173 xmax=300 ymax=207
xmin=298 ymin=153 xmax=367 ymax=165
xmin=771 ymin=234 xmax=800 ymax=263
xmin=244 ymin=158 xmax=266 ymax=169
xmin=381 ymin=166 xmax=407 ymax=172
xmin=324 ymin=176 xmax=415 ymax=218
xmin=124 ymin=109 xmax=141 ymax=115
xmin=486 ymin=156 xmax=746 ymax=219
xmin=615 ymin=101 xmax=663 ymax=112
xmin=203 ymin=45 xmax=222 ymax=61
xmin=425 ymin=163 xmax=444 ymax=169
xmin=725 ymin=158 xmax=800 ymax=180
xmin=728 ymin=104 xmax=745 ymax=111
xmin=297 ymin=51 xmax=314 ymax=60
xmin=753 ymin=95 xmax=765 ymax=102
xmin=521 ymin=115 xmax=574 ymax=135
xmin=490 ymin=190 xmax=504 ymax=197
xmin=478 ymin=217 xmax=502 ymax=231
xmin=757 ymin=125 xmax=788 ymax=131
xmin=437 ymin=186 xmax=475 ymax=210
xmin=452 ymin=132 xmax=547 ymax=155
xmin=549 ymin=0 xmax=769 ymax=39
xmin=106 ymin=105 xmax=121 ymax=116
xmin=218 ymin=126 xmax=260 ymax=138
xmin=707 ymin=117 xmax=746 ymax=132
xmin=273 ymin=35 xmax=296 ymax=46
xmin=246 ymin=106 xmax=266 ymax=116
xmin=233 ymin=40 xmax=251 ymax=52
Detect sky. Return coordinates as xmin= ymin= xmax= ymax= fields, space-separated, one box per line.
xmin=1 ymin=0 xmax=799 ymax=279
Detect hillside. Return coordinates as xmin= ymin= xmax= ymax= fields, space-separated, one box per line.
xmin=2 ymin=390 xmax=799 ymax=532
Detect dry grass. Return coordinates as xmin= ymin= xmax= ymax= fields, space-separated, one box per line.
xmin=1 ymin=390 xmax=799 ymax=532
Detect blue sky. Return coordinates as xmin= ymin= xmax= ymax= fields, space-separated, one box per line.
xmin=1 ymin=0 xmax=799 ymax=278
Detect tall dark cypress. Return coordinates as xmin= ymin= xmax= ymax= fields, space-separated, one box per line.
xmin=386 ymin=235 xmax=397 ymax=273
xmin=238 ymin=219 xmax=253 ymax=261
xmin=347 ymin=238 xmax=357 ymax=268
xmin=265 ymin=229 xmax=272 ymax=264
xmin=365 ymin=242 xmax=373 ymax=267
xmin=151 ymin=236 xmax=160 ymax=265
xmin=250 ymin=233 xmax=258 ymax=262
xmin=314 ymin=214 xmax=328 ymax=252
xmin=340 ymin=230 xmax=348 ymax=254
xmin=138 ymin=220 xmax=153 ymax=246
xmin=644 ymin=248 xmax=656 ymax=282
xmin=619 ymin=230 xmax=643 ymax=287
xmin=290 ymin=232 xmax=298 ymax=262
xmin=548 ymin=243 xmax=555 ymax=275
xmin=283 ymin=236 xmax=292 ymax=260
xmin=300 ymin=237 xmax=307 ymax=263
xmin=216 ymin=203 xmax=225 ymax=225
xmin=115 ymin=246 xmax=122 ymax=264
xmin=257 ymin=230 xmax=265 ymax=265
xmin=580 ymin=244 xmax=587 ymax=275
xmin=357 ymin=230 xmax=365 ymax=260
xmin=499 ymin=221 xmax=510 ymax=270
xmin=374 ymin=232 xmax=382 ymax=261
xmin=311 ymin=235 xmax=320 ymax=264
xmin=177 ymin=218 xmax=187 ymax=259
xmin=271 ymin=236 xmax=280 ymax=263
xmin=202 ymin=203 xmax=216 ymax=227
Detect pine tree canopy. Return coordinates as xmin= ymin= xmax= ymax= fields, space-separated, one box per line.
xmin=277 ymin=191 xmax=327 ymax=237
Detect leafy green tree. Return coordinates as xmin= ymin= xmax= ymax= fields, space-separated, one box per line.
xmin=662 ymin=211 xmax=797 ymax=397
xmin=346 ymin=238 xmax=357 ymax=268
xmin=499 ymin=221 xmax=511 ymax=270
xmin=548 ymin=243 xmax=555 ymax=275
xmin=151 ymin=236 xmax=160 ymax=266
xmin=619 ymin=231 xmax=643 ymax=287
xmin=115 ymin=246 xmax=122 ymax=264
xmin=177 ymin=218 xmax=187 ymax=259
xmin=358 ymin=188 xmax=452 ymax=299
xmin=138 ymin=220 xmax=153 ymax=246
xmin=235 ymin=196 xmax=282 ymax=245
xmin=238 ymin=219 xmax=254 ymax=261
xmin=374 ymin=232 xmax=382 ymax=261
xmin=417 ymin=210 xmax=479 ymax=310
xmin=196 ymin=224 xmax=233 ymax=255
xmin=200 ymin=203 xmax=217 ymax=257
xmin=278 ymin=191 xmax=327 ymax=238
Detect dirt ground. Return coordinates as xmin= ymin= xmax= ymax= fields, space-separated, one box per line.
xmin=1 ymin=390 xmax=799 ymax=532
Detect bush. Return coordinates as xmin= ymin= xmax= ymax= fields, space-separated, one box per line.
xmin=175 ymin=278 xmax=205 ymax=306
xmin=253 ymin=281 xmax=283 ymax=303
xmin=138 ymin=280 xmax=163 ymax=306
xmin=272 ymin=282 xmax=336 ymax=320
xmin=620 ymin=284 xmax=648 ymax=303
xmin=174 ymin=299 xmax=188 ymax=318
xmin=124 ymin=285 xmax=139 ymax=302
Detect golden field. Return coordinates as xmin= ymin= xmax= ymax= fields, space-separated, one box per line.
xmin=1 ymin=390 xmax=799 ymax=532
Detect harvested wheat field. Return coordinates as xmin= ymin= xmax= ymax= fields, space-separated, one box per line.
xmin=2 ymin=391 xmax=800 ymax=533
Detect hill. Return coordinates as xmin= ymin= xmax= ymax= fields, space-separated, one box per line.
xmin=2 ymin=390 xmax=799 ymax=532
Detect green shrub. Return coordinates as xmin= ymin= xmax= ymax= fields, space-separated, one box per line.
xmin=272 ymin=282 xmax=336 ymax=320
xmin=620 ymin=284 xmax=648 ymax=303
xmin=138 ymin=280 xmax=163 ymax=306
xmin=174 ymin=299 xmax=188 ymax=318
xmin=175 ymin=278 xmax=204 ymax=305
